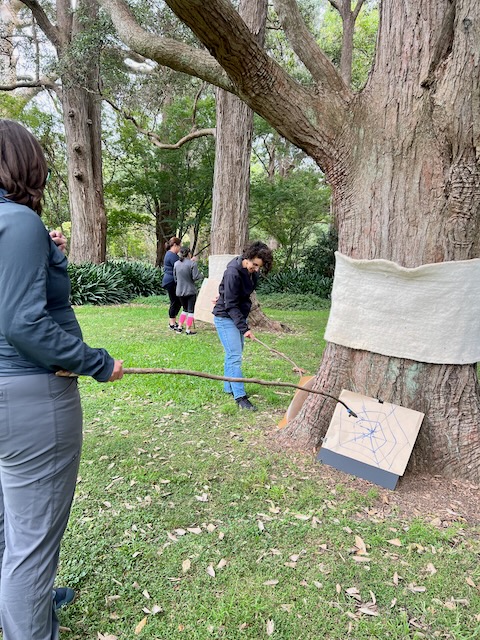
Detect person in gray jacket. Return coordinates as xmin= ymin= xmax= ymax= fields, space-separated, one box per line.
xmin=0 ymin=120 xmax=124 ymax=640
xmin=173 ymin=246 xmax=203 ymax=335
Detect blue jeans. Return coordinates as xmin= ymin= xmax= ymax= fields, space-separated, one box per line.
xmin=214 ymin=316 xmax=246 ymax=399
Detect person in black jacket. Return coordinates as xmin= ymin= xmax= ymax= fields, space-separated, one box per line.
xmin=212 ymin=241 xmax=273 ymax=411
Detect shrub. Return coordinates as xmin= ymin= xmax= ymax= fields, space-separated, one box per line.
xmin=257 ymin=269 xmax=333 ymax=298
xmin=257 ymin=227 xmax=337 ymax=299
xmin=110 ymin=260 xmax=164 ymax=298
xmin=68 ymin=261 xmax=165 ymax=305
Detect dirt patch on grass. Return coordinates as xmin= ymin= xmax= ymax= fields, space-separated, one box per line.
xmin=264 ymin=423 xmax=480 ymax=527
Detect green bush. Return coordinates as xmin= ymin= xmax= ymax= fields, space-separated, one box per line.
xmin=110 ymin=260 xmax=164 ymax=298
xmin=257 ymin=269 xmax=333 ymax=297
xmin=257 ymin=292 xmax=331 ymax=311
xmin=257 ymin=227 xmax=337 ymax=298
xmin=68 ymin=261 xmax=165 ymax=305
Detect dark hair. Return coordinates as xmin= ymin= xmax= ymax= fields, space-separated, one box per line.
xmin=164 ymin=236 xmax=181 ymax=251
xmin=178 ymin=246 xmax=191 ymax=261
xmin=243 ymin=241 xmax=273 ymax=274
xmin=0 ymin=119 xmax=48 ymax=215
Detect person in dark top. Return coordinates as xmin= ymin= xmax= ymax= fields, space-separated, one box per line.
xmin=0 ymin=120 xmax=124 ymax=640
xmin=173 ymin=246 xmax=203 ymax=335
xmin=212 ymin=241 xmax=273 ymax=411
xmin=162 ymin=236 xmax=182 ymax=330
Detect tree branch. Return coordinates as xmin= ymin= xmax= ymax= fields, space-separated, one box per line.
xmin=103 ymin=95 xmax=215 ymax=149
xmin=97 ymin=0 xmax=234 ymax=92
xmin=352 ymin=0 xmax=367 ymax=21
xmin=56 ymin=368 xmax=358 ymax=417
xmin=273 ymin=0 xmax=350 ymax=100
xmin=19 ymin=0 xmax=62 ymax=49
xmin=0 ymin=77 xmax=57 ymax=91
xmin=164 ymin=0 xmax=348 ymax=170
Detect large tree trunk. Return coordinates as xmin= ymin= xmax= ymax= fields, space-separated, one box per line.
xmin=280 ymin=0 xmax=480 ymax=480
xmin=98 ymin=0 xmax=480 ymax=479
xmin=60 ymin=0 xmax=106 ymax=264
xmin=210 ymin=87 xmax=252 ymax=255
xmin=210 ymin=0 xmax=285 ymax=331
xmin=63 ymin=84 xmax=106 ymax=263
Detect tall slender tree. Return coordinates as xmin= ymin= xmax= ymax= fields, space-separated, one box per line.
xmin=18 ymin=0 xmax=107 ymax=262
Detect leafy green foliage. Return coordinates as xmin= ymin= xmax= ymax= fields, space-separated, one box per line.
xmin=68 ymin=261 xmax=164 ymax=305
xmin=318 ymin=3 xmax=379 ymax=90
xmin=257 ymin=227 xmax=338 ymax=298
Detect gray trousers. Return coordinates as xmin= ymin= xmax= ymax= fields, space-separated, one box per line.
xmin=0 ymin=373 xmax=82 ymax=640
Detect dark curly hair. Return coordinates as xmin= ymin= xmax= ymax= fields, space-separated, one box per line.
xmin=0 ymin=119 xmax=48 ymax=215
xmin=243 ymin=241 xmax=273 ymax=274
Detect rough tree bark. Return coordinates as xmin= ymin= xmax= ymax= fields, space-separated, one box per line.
xmin=210 ymin=0 xmax=283 ymax=332
xmin=97 ymin=0 xmax=480 ymax=480
xmin=21 ymin=0 xmax=107 ymax=263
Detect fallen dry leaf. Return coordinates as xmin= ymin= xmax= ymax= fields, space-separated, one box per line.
xmin=266 ymin=618 xmax=275 ymax=635
xmin=187 ymin=527 xmax=202 ymax=535
xmin=345 ymin=587 xmax=361 ymax=601
xmin=134 ymin=616 xmax=147 ymax=635
xmin=217 ymin=558 xmax=228 ymax=570
xmin=182 ymin=559 xmax=191 ymax=573
xmin=206 ymin=564 xmax=216 ymax=578
xmin=387 ymin=538 xmax=402 ymax=547
xmin=425 ymin=562 xmax=437 ymax=575
xmin=98 ymin=634 xmax=118 ymax=640
xmin=263 ymin=579 xmax=279 ymax=586
xmin=407 ymin=583 xmax=426 ymax=593
xmin=150 ymin=604 xmax=163 ymax=615
xmin=354 ymin=536 xmax=367 ymax=555
xmin=466 ymin=577 xmax=477 ymax=588
xmin=358 ymin=605 xmax=379 ymax=617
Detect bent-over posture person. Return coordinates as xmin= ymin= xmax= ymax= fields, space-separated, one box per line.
xmin=212 ymin=241 xmax=273 ymax=411
xmin=0 ymin=119 xmax=124 ymax=640
xmin=174 ymin=246 xmax=203 ymax=335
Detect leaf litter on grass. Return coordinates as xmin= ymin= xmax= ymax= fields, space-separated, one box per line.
xmin=56 ymin=302 xmax=480 ymax=639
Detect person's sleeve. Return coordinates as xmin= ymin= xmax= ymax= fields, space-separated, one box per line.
xmin=0 ymin=212 xmax=114 ymax=381
xmin=191 ymin=262 xmax=203 ymax=282
xmin=222 ymin=270 xmax=249 ymax=334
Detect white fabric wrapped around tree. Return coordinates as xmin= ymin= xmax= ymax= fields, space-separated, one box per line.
xmin=324 ymin=252 xmax=480 ymax=365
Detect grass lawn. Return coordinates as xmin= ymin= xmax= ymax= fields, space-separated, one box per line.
xmin=57 ymin=297 xmax=480 ymax=640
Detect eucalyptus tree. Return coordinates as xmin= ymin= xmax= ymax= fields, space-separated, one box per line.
xmin=103 ymin=93 xmax=215 ymax=265
xmin=12 ymin=0 xmax=109 ymax=263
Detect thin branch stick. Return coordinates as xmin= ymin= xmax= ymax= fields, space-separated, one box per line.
xmin=56 ymin=367 xmax=357 ymax=417
xmin=252 ymin=336 xmax=306 ymax=374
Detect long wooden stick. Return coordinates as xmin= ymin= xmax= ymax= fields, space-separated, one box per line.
xmin=56 ymin=367 xmax=357 ymax=417
xmin=252 ymin=336 xmax=306 ymax=374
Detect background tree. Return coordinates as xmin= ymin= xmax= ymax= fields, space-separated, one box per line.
xmin=103 ymin=93 xmax=215 ymax=265
xmin=99 ymin=0 xmax=480 ymax=480
xmin=16 ymin=0 xmax=108 ymax=262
